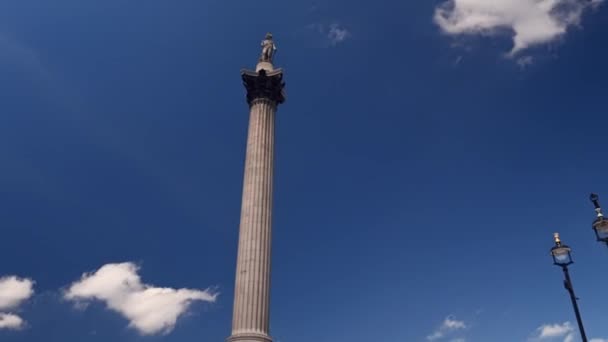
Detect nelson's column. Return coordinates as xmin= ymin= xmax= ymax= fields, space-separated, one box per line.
xmin=227 ymin=33 xmax=285 ymax=342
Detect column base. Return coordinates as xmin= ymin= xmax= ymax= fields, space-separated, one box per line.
xmin=227 ymin=332 xmax=272 ymax=342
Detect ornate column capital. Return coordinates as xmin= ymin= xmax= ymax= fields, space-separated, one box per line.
xmin=241 ymin=69 xmax=286 ymax=106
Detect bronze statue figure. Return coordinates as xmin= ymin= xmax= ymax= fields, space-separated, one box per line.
xmin=260 ymin=33 xmax=276 ymax=63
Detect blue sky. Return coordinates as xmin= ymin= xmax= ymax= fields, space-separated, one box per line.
xmin=1 ymin=0 xmax=608 ymax=341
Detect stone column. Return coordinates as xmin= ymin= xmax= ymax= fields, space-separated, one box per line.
xmin=227 ymin=61 xmax=285 ymax=342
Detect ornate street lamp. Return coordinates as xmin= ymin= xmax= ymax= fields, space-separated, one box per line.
xmin=550 ymin=233 xmax=588 ymax=342
xmin=590 ymin=193 xmax=608 ymax=246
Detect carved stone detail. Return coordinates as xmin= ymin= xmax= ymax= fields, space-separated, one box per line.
xmin=241 ymin=69 xmax=286 ymax=106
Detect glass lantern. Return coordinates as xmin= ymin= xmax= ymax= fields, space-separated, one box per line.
xmin=592 ymin=217 xmax=608 ymax=243
xmin=551 ymin=233 xmax=573 ymax=266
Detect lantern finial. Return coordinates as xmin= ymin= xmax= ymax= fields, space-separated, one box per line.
xmin=554 ymin=232 xmax=562 ymax=246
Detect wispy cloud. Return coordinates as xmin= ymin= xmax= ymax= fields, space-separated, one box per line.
xmin=434 ymin=0 xmax=605 ymax=56
xmin=531 ymin=322 xmax=607 ymax=342
xmin=517 ymin=55 xmax=535 ymax=68
xmin=0 ymin=313 xmax=24 ymax=329
xmin=532 ymin=322 xmax=575 ymax=341
xmin=308 ymin=23 xmax=351 ymax=46
xmin=427 ymin=316 xmax=467 ymax=341
xmin=64 ymin=262 xmax=217 ymax=335
xmin=327 ymin=24 xmax=350 ymax=45
xmin=0 ymin=276 xmax=35 ymax=330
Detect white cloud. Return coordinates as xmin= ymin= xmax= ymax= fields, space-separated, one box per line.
xmin=434 ymin=0 xmax=605 ymax=55
xmin=444 ymin=318 xmax=466 ymax=330
xmin=308 ymin=23 xmax=351 ymax=46
xmin=64 ymin=262 xmax=217 ymax=335
xmin=517 ymin=55 xmax=535 ymax=67
xmin=537 ymin=322 xmax=574 ymax=338
xmin=0 ymin=276 xmax=34 ymax=330
xmin=564 ymin=332 xmax=576 ymax=342
xmin=0 ymin=276 xmax=34 ymax=311
xmin=427 ymin=316 xmax=467 ymax=341
xmin=0 ymin=313 xmax=24 ymax=330
xmin=327 ymin=24 xmax=350 ymax=45
xmin=529 ymin=322 xmax=608 ymax=342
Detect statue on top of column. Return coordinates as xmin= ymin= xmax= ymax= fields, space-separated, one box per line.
xmin=260 ymin=33 xmax=277 ymax=63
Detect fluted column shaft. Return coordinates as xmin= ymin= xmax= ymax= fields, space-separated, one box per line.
xmin=229 ymin=99 xmax=276 ymax=342
xmin=228 ymin=65 xmax=284 ymax=342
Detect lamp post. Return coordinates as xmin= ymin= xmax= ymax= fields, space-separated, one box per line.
xmin=590 ymin=193 xmax=608 ymax=246
xmin=550 ymin=233 xmax=588 ymax=342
